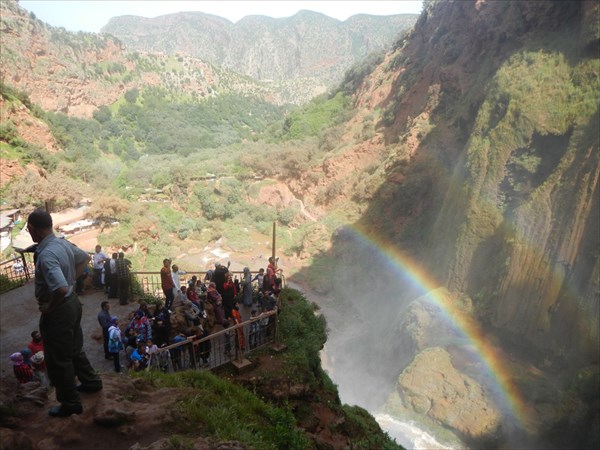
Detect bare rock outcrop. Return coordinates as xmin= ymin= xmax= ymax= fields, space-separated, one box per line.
xmin=396 ymin=347 xmax=502 ymax=444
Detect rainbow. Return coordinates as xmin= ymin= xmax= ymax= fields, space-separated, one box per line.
xmin=346 ymin=226 xmax=534 ymax=433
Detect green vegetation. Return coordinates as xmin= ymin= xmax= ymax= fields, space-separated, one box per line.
xmin=341 ymin=405 xmax=402 ymax=450
xmin=46 ymin=87 xmax=286 ymax=159
xmin=140 ymin=370 xmax=308 ymax=449
xmin=0 ymin=273 xmax=24 ymax=294
xmin=279 ymin=92 xmax=351 ymax=140
xmin=339 ymin=51 xmax=385 ymax=95
xmin=277 ymin=288 xmax=328 ymax=386
xmin=467 ymin=50 xmax=597 ymax=189
xmin=0 ymin=81 xmax=43 ymax=117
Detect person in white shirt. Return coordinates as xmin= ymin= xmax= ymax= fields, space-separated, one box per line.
xmin=171 ymin=264 xmax=186 ymax=298
xmin=92 ymin=245 xmax=108 ymax=290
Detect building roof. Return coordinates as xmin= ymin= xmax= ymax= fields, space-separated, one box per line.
xmin=0 ymin=215 xmax=14 ymax=229
xmin=0 ymin=208 xmax=20 ymax=216
xmin=59 ymin=219 xmax=96 ymax=233
xmin=11 ymin=229 xmax=34 ymax=252
xmin=51 ymin=206 xmax=89 ymax=228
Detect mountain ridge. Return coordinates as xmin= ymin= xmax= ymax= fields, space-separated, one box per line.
xmin=100 ymin=10 xmax=417 ymax=87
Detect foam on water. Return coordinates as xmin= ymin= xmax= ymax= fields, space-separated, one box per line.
xmin=375 ymin=413 xmax=462 ymax=450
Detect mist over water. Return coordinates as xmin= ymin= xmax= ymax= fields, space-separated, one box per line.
xmin=312 ymin=227 xmax=470 ymax=448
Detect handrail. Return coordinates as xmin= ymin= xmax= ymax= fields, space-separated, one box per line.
xmin=139 ymin=309 xmax=279 ymax=372
xmin=0 ymin=253 xmax=34 ymax=291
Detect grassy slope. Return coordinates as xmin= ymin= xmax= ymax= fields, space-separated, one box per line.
xmin=137 ymin=288 xmax=401 ymax=449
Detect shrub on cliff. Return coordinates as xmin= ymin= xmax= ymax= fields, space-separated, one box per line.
xmin=140 ymin=370 xmax=308 ymax=449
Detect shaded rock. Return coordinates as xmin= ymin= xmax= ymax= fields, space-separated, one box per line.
xmin=0 ymin=427 xmax=38 ymax=450
xmin=20 ymin=385 xmax=50 ymax=407
xmin=129 ymin=436 xmax=248 ymax=450
xmin=397 ymin=347 xmax=502 ymax=443
xmin=93 ymin=399 xmax=136 ymax=427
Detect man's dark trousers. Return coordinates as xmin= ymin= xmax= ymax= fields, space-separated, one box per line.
xmin=39 ymin=293 xmax=101 ymax=409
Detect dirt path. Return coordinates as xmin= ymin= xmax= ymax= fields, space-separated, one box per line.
xmin=0 ymin=282 xmax=139 ymax=381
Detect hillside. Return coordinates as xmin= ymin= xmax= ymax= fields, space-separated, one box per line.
xmin=0 ymin=0 xmax=286 ymax=117
xmin=101 ymin=10 xmax=417 ymax=91
xmin=291 ymin=0 xmax=599 ymax=448
xmin=0 ymin=0 xmax=598 ymax=448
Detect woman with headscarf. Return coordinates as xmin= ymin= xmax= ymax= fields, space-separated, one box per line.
xmin=126 ymin=310 xmax=152 ymax=343
xmin=206 ymin=282 xmax=225 ymax=325
xmin=241 ymin=267 xmax=253 ymax=307
xmin=222 ymin=273 xmax=237 ymax=319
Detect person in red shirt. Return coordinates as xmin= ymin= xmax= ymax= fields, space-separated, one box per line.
xmin=160 ymin=259 xmax=175 ymax=310
xmin=264 ymin=257 xmax=279 ymax=293
xmin=10 ymin=352 xmax=33 ymax=384
xmin=222 ymin=274 xmax=237 ymax=319
xmin=230 ymin=301 xmax=246 ymax=352
xmin=28 ymin=330 xmax=44 ymax=355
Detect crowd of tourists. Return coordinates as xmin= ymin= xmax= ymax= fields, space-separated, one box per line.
xmin=97 ymin=256 xmax=283 ymax=373
xmin=8 ymin=209 xmax=283 ymax=419
xmin=91 ymin=245 xmax=132 ymax=305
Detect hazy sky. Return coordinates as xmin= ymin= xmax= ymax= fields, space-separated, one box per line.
xmin=19 ymin=1 xmax=423 ymax=33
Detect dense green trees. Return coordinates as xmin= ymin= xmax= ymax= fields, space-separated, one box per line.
xmin=1 ymin=65 xmax=358 ymax=265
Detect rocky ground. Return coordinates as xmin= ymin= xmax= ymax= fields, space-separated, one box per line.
xmin=0 ymin=282 xmax=167 ymax=449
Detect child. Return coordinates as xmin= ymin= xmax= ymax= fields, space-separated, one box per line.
xmin=108 ymin=317 xmax=123 ymax=373
xmin=30 ymin=351 xmax=48 ymax=386
xmin=130 ymin=340 xmax=149 ymax=371
xmin=10 ymin=352 xmax=33 ymax=384
xmin=146 ymin=338 xmax=159 ymax=370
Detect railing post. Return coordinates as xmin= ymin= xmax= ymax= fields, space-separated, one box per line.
xmin=189 ymin=341 xmax=197 ymax=369
xmin=18 ymin=251 xmax=30 ymax=281
xmin=231 ymin=322 xmax=252 ymax=372
xmin=271 ymin=308 xmax=287 ymax=353
xmin=274 ymin=309 xmax=280 ymax=346
xmin=272 ymin=221 xmax=276 ymax=260
xmin=234 ymin=326 xmax=241 ymax=363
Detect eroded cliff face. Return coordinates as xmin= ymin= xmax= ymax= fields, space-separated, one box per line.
xmin=0 ymin=0 xmax=129 ymax=116
xmin=360 ymin=0 xmax=600 ymax=365
xmin=419 ymin=1 xmax=599 ymax=365
xmin=0 ymin=0 xmax=285 ymax=116
xmin=306 ymin=1 xmax=598 ymax=447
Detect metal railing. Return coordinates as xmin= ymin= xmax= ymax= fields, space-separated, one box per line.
xmin=0 ymin=253 xmax=34 ymax=291
xmin=133 ymin=309 xmax=279 ymax=373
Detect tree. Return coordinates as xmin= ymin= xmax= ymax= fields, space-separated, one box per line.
xmin=124 ymin=88 xmax=139 ymax=104
xmin=85 ymin=195 xmax=131 ymax=226
xmin=92 ymin=106 xmax=112 ymax=123
xmin=6 ymin=170 xmax=83 ymax=212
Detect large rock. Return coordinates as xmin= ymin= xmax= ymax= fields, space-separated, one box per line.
xmin=397 ymin=347 xmax=502 ymax=444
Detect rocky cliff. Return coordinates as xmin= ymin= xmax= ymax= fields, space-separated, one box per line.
xmin=397 ymin=0 xmax=599 ymax=367
xmin=0 ymin=0 xmax=285 ymax=116
xmin=101 ymin=10 xmax=417 ymax=89
xmin=1 ymin=0 xmax=128 ymax=116
xmin=293 ymin=0 xmax=599 ymax=447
